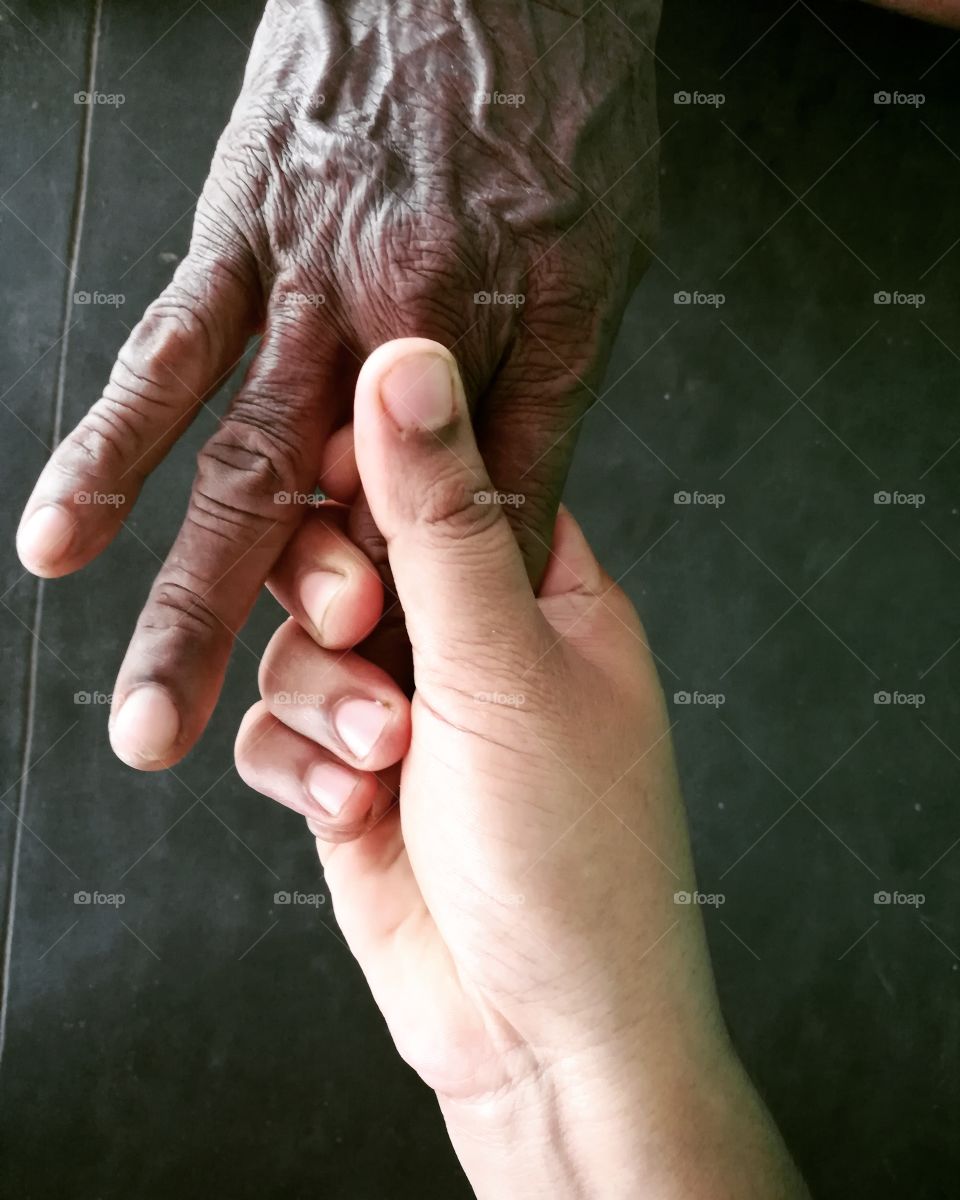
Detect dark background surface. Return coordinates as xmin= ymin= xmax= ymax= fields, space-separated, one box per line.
xmin=1 ymin=0 xmax=958 ymax=1196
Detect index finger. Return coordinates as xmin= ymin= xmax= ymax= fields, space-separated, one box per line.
xmin=108 ymin=314 xmax=343 ymax=770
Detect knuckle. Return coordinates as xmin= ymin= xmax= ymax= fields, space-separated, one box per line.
xmin=114 ymin=299 xmax=215 ymax=401
xmin=55 ymin=407 xmax=136 ymax=485
xmin=52 ymin=298 xmax=218 ymax=487
xmin=124 ymin=300 xmax=207 ymax=372
xmin=414 ymin=647 xmax=552 ymax=745
xmin=195 ymin=140 xmax=267 ymax=248
xmin=196 ymin=415 xmax=306 ymax=520
xmin=142 ymin=577 xmax=226 ymax=642
xmin=415 ymin=468 xmax=503 ymax=547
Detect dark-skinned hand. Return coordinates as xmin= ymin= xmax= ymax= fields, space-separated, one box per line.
xmin=17 ymin=0 xmax=661 ymax=768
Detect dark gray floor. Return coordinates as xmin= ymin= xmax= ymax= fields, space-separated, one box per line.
xmin=1 ymin=0 xmax=958 ymax=1196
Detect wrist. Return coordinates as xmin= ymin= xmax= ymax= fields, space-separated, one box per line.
xmin=439 ymin=1025 xmax=807 ymax=1200
xmin=438 ymin=1021 xmax=717 ymax=1199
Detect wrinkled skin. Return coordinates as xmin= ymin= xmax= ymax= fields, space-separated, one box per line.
xmin=18 ymin=0 xmax=661 ymax=768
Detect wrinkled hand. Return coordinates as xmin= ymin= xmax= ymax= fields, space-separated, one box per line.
xmin=17 ymin=0 xmax=660 ymax=769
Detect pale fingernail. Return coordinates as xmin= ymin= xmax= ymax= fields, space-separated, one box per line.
xmin=17 ymin=505 xmax=75 ymax=570
xmin=334 ymin=698 xmax=389 ymax=760
xmin=299 ymin=569 xmax=345 ymax=637
xmin=110 ymin=685 xmax=180 ymax=767
xmin=381 ymin=353 xmax=456 ymax=433
xmin=306 ymin=760 xmax=359 ymax=817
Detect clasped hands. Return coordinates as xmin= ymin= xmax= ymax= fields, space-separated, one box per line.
xmin=227 ymin=338 xmax=802 ymax=1198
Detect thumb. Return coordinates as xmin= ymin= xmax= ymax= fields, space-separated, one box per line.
xmin=352 ymin=338 xmax=546 ymax=682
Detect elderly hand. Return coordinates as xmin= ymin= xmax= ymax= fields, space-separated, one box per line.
xmin=16 ymin=0 xmax=661 ymax=770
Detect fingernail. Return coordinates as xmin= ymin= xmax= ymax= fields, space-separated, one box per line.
xmin=299 ymin=569 xmax=345 ymax=638
xmin=17 ymin=505 xmax=75 ymax=569
xmin=305 ymin=760 xmax=359 ymax=817
xmin=110 ymin=684 xmax=180 ymax=767
xmin=334 ymin=698 xmax=389 ymax=760
xmin=381 ymin=353 xmax=456 ymax=433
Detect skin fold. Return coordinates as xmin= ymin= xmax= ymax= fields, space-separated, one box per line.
xmin=16 ymin=0 xmax=662 ymax=770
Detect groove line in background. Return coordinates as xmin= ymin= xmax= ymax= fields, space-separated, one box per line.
xmin=0 ymin=0 xmax=102 ymax=1070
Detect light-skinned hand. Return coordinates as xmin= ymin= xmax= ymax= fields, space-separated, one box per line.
xmin=235 ymin=338 xmax=808 ymax=1199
